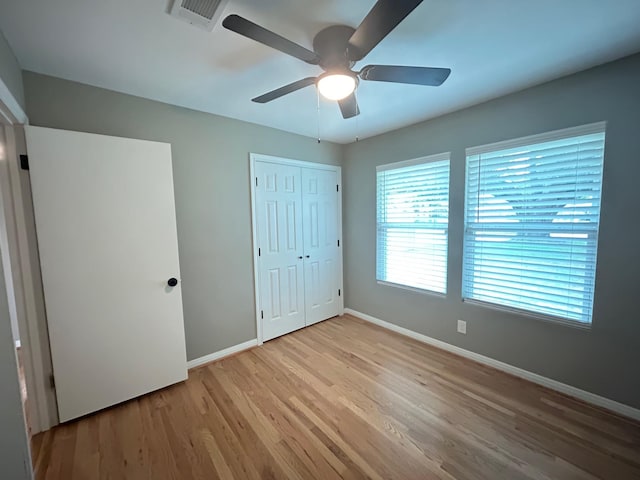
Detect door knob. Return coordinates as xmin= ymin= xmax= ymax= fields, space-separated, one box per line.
xmin=167 ymin=277 xmax=178 ymax=287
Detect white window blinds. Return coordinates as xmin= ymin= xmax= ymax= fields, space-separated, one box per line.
xmin=377 ymin=153 xmax=450 ymax=294
xmin=463 ymin=123 xmax=606 ymax=324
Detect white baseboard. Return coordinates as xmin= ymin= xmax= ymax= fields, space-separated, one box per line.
xmin=344 ymin=308 xmax=640 ymax=422
xmin=187 ymin=339 xmax=258 ymax=369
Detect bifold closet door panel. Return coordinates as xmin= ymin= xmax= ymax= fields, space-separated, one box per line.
xmin=301 ymin=167 xmax=341 ymax=325
xmin=254 ymin=161 xmax=306 ymax=341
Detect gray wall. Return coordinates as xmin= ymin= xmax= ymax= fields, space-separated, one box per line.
xmin=23 ymin=72 xmax=341 ymax=361
xmin=0 ymin=30 xmax=24 ymax=111
xmin=343 ymin=53 xmax=640 ymax=410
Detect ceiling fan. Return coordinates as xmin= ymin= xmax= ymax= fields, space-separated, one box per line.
xmin=222 ymin=0 xmax=451 ymax=119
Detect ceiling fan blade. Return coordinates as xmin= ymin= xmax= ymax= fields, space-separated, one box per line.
xmin=347 ymin=0 xmax=423 ymax=61
xmin=252 ymin=77 xmax=317 ymax=103
xmin=359 ymin=65 xmax=451 ymax=86
xmin=223 ymin=15 xmax=321 ymax=65
xmin=338 ymin=93 xmax=360 ymax=119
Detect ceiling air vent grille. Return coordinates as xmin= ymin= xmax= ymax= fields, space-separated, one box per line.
xmin=182 ymin=0 xmax=221 ymax=20
xmin=169 ymin=0 xmax=229 ymax=31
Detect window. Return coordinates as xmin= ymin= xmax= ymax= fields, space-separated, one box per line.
xmin=377 ymin=153 xmax=450 ymax=294
xmin=463 ymin=123 xmax=606 ymax=325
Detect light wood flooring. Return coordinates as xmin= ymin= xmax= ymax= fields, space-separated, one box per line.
xmin=32 ymin=315 xmax=640 ymax=479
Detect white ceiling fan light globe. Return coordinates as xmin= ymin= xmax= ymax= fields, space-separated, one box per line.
xmin=317 ymin=73 xmax=357 ymax=101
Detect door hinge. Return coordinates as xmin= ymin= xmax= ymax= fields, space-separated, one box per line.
xmin=20 ymin=154 xmax=29 ymax=171
xmin=258 ymin=247 xmax=261 ymax=256
xmin=261 ymin=310 xmax=264 ymax=319
xmin=338 ymin=289 xmax=341 ymax=297
xmin=49 ymin=373 xmax=56 ymax=389
xmin=336 ymin=184 xmax=339 ymax=192
xmin=337 ymin=239 xmax=340 ymax=247
xmin=255 ymin=177 xmax=258 ymax=187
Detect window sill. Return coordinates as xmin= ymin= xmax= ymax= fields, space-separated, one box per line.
xmin=377 ymin=280 xmax=446 ymax=299
xmin=462 ymin=298 xmax=592 ymax=331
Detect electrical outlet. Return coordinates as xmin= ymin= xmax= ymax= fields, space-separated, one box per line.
xmin=457 ymin=319 xmax=467 ymax=334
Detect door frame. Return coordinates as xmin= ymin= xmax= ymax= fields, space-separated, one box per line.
xmin=1 ymin=81 xmax=57 ymax=435
xmin=249 ymin=153 xmax=344 ymax=345
xmin=0 ymin=75 xmax=36 ymax=477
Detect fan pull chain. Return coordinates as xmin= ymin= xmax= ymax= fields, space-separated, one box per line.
xmin=355 ymin=89 xmax=360 ymax=142
xmin=316 ymin=87 xmax=321 ymax=143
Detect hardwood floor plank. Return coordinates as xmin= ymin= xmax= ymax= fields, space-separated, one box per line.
xmin=201 ymin=368 xmax=294 ymax=479
xmin=32 ymin=315 xmax=640 ymax=479
xmin=229 ymin=357 xmax=346 ymax=479
xmin=137 ymin=391 xmax=182 ymax=480
xmin=71 ymin=415 xmax=100 ymax=480
xmin=188 ymin=375 xmax=262 ymax=480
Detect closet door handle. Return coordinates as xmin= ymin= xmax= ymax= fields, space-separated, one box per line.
xmin=305 ymin=255 xmax=310 ymax=258
xmin=298 ymin=256 xmax=303 ymax=259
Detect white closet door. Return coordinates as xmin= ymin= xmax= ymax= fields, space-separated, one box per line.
xmin=301 ymin=168 xmax=340 ymax=325
xmin=255 ymin=161 xmax=306 ymax=341
xmin=25 ymin=126 xmax=187 ymax=422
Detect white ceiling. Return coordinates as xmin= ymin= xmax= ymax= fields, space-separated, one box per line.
xmin=1 ymin=0 xmax=640 ymax=144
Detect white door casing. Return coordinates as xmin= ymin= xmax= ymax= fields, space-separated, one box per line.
xmin=0 ymin=124 xmax=33 ymax=479
xmin=301 ymin=168 xmax=340 ymax=325
xmin=25 ymin=126 xmax=187 ymax=422
xmin=254 ymin=161 xmax=306 ymax=341
xmin=251 ymin=154 xmax=343 ymax=343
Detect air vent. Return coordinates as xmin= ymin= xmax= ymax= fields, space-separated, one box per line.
xmin=169 ymin=0 xmax=229 ymax=31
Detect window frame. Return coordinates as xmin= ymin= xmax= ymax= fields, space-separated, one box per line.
xmin=462 ymin=122 xmax=606 ymax=328
xmin=376 ymin=152 xmax=451 ymax=296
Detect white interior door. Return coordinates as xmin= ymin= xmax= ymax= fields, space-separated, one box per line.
xmin=302 ymin=168 xmax=341 ymax=325
xmin=25 ymin=126 xmax=187 ymax=422
xmin=255 ymin=161 xmax=306 ymax=341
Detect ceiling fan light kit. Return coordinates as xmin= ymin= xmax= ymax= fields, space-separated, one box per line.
xmin=222 ymin=0 xmax=451 ymax=119
xmin=317 ymin=72 xmax=358 ymax=101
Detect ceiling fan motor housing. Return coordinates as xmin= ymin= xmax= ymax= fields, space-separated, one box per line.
xmin=313 ymin=25 xmax=357 ymax=73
